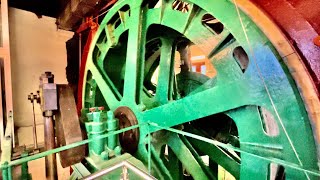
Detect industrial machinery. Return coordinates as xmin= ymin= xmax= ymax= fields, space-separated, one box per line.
xmin=1 ymin=0 xmax=320 ymax=179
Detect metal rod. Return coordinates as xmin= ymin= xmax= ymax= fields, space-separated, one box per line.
xmin=31 ymin=102 xmax=38 ymax=149
xmin=149 ymin=123 xmax=320 ymax=177
xmin=2 ymin=162 xmax=8 ymax=180
xmin=79 ymin=33 xmax=82 ymax=71
xmin=124 ymin=161 xmax=156 ymax=180
xmin=121 ymin=165 xmax=128 ymax=180
xmin=7 ymin=165 xmax=12 ymax=180
xmin=0 ymin=65 xmax=3 ymax=145
xmin=1 ymin=119 xmax=13 ymax=164
xmin=44 ymin=116 xmax=57 ymax=180
xmin=83 ymin=161 xmax=124 ymax=180
xmin=148 ymin=124 xmax=151 ymax=173
xmin=1 ymin=124 xmax=143 ymax=168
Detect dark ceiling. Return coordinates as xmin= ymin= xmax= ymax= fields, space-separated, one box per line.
xmin=8 ymin=0 xmax=68 ymax=17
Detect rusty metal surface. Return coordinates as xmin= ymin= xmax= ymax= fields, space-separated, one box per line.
xmin=56 ymin=85 xmax=85 ymax=168
xmin=77 ymin=21 xmax=99 ymax=114
xmin=251 ymin=0 xmax=320 ymax=96
xmin=12 ymin=143 xmax=44 ymax=160
xmin=315 ymin=36 xmax=320 ymax=47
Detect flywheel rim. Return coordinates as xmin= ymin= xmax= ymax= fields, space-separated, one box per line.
xmin=80 ymin=0 xmax=320 ymax=179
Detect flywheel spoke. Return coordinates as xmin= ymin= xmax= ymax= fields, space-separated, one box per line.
xmin=144 ymin=78 xmax=265 ymax=132
xmin=186 ymin=127 xmax=240 ymax=179
xmin=188 ymin=138 xmax=240 ymax=179
xmin=122 ymin=1 xmax=147 ymax=104
xmin=179 ymin=135 xmax=217 ymax=179
xmin=136 ymin=143 xmax=174 ymax=179
xmin=87 ymin=64 xmax=120 ymax=109
xmin=161 ymin=146 xmax=184 ymax=179
xmin=167 ymin=133 xmax=210 ymax=180
xmin=155 ymin=37 xmax=176 ymax=104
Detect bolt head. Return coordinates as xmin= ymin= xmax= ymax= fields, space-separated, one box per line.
xmin=89 ymin=107 xmax=96 ymax=112
xmin=98 ymin=106 xmax=105 ymax=111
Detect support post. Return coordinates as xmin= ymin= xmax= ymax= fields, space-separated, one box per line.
xmin=20 ymin=152 xmax=31 ymax=180
xmin=44 ymin=115 xmax=57 ymax=180
xmin=39 ymin=72 xmax=58 ymax=180
xmin=0 ymin=0 xmax=14 ymax=147
xmin=2 ymin=162 xmax=9 ymax=180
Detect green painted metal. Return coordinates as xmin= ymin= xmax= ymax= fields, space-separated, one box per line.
xmin=149 ymin=123 xmax=320 ymax=177
xmin=1 ymin=0 xmax=318 ymax=179
xmin=0 ymin=125 xmax=146 ymax=180
xmin=20 ymin=152 xmax=32 ymax=180
xmin=107 ymin=111 xmax=119 ymax=150
xmin=85 ymin=109 xmax=108 ymax=156
xmin=0 ymin=124 xmax=142 ymax=169
xmin=71 ymin=163 xmax=92 ymax=179
xmin=80 ymin=0 xmax=320 ymax=179
xmin=84 ymin=108 xmax=121 ymax=161
xmin=0 ymin=123 xmax=318 ymax=179
xmin=2 ymin=162 xmax=8 ymax=180
xmin=7 ymin=166 xmax=12 ymax=180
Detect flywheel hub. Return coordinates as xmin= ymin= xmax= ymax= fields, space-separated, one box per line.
xmin=114 ymin=106 xmax=139 ymax=154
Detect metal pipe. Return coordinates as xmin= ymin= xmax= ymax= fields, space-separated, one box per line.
xmin=79 ymin=33 xmax=82 ymax=71
xmin=2 ymin=162 xmax=8 ymax=180
xmin=121 ymin=166 xmax=128 ymax=180
xmin=148 ymin=126 xmax=151 ymax=174
xmin=1 ymin=124 xmax=142 ymax=168
xmin=31 ymin=102 xmax=38 ymax=149
xmin=148 ymin=123 xmax=320 ymax=177
xmin=44 ymin=116 xmax=57 ymax=180
xmin=124 ymin=161 xmax=156 ymax=180
xmin=1 ymin=122 xmax=320 ymax=177
xmin=7 ymin=165 xmax=12 ymax=180
xmin=83 ymin=161 xmax=124 ymax=180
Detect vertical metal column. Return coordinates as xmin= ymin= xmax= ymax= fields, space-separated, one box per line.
xmin=39 ymin=72 xmax=58 ymax=180
xmin=0 ymin=65 xmax=3 ymax=145
xmin=0 ymin=0 xmax=14 ymax=147
xmin=44 ymin=116 xmax=57 ymax=180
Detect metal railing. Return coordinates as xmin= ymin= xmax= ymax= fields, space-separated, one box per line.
xmin=1 ymin=122 xmax=320 ymax=179
xmin=83 ymin=161 xmax=156 ymax=180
